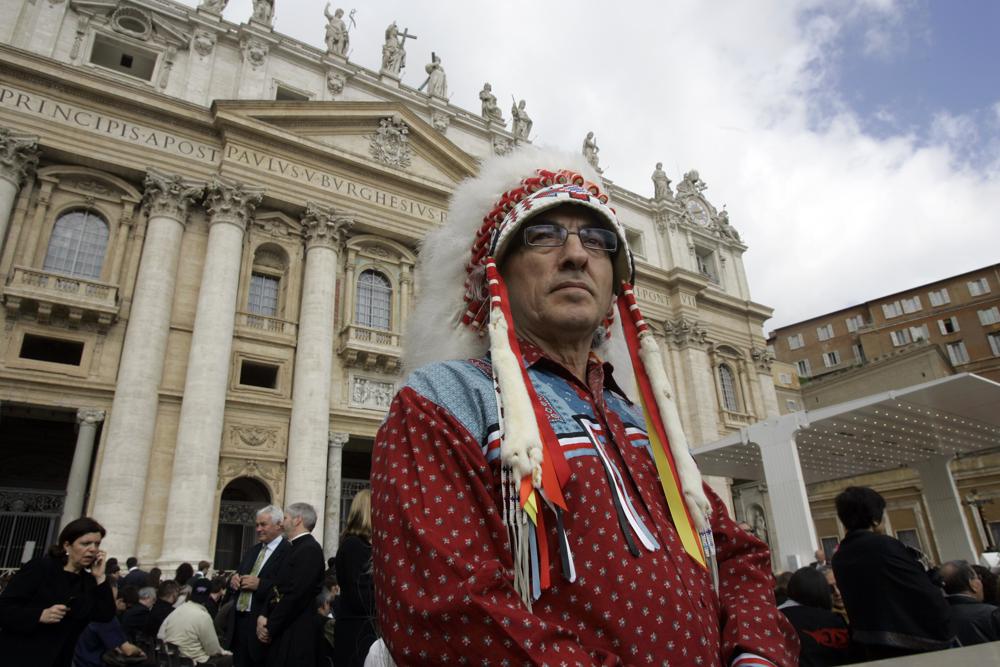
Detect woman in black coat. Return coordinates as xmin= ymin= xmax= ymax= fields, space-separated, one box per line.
xmin=779 ymin=567 xmax=855 ymax=666
xmin=0 ymin=517 xmax=116 ymax=666
xmin=334 ymin=489 xmax=377 ymax=667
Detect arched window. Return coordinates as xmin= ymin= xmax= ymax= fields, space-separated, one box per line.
xmin=718 ymin=363 xmax=740 ymax=412
xmin=43 ymin=210 xmax=109 ymax=279
xmin=356 ymin=269 xmax=392 ymax=330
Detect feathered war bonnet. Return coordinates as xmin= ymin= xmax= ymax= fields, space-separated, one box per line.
xmin=405 ymin=145 xmax=715 ymax=608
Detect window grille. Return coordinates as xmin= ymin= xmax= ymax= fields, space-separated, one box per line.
xmin=248 ymin=273 xmax=280 ymax=316
xmin=718 ymin=364 xmax=739 ymax=412
xmin=43 ymin=210 xmax=109 ymax=279
xmin=356 ymin=270 xmax=392 ymax=330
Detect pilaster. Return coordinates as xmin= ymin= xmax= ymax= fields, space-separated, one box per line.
xmin=324 ymin=431 xmax=349 ymax=555
xmin=61 ymin=408 xmax=105 ymax=531
xmin=0 ymin=129 xmax=39 ymax=256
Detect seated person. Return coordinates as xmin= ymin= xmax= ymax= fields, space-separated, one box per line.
xmin=144 ymin=580 xmax=180 ymax=639
xmin=779 ymin=567 xmax=854 ymax=666
xmin=158 ymin=577 xmax=232 ymax=666
xmin=121 ymin=586 xmax=155 ymax=641
xmin=940 ymin=560 xmax=1000 ymax=645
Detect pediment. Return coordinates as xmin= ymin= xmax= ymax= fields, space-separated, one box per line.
xmin=212 ymin=101 xmax=477 ymax=191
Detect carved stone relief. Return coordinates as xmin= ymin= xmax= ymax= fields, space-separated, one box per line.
xmin=241 ymin=37 xmax=269 ymax=68
xmin=192 ymin=30 xmax=216 ymax=57
xmin=350 ymin=375 xmax=395 ymax=410
xmin=326 ymin=71 xmax=346 ymax=96
xmin=227 ymin=423 xmax=283 ymax=455
xmin=368 ymin=116 xmax=412 ymax=169
xmin=492 ymin=136 xmax=512 ymax=157
xmin=662 ymin=317 xmax=708 ymax=348
xmin=217 ymin=457 xmax=284 ymax=502
xmin=431 ymin=110 xmax=450 ymax=133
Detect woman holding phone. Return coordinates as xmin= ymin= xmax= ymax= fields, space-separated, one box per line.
xmin=0 ymin=516 xmax=116 ymax=666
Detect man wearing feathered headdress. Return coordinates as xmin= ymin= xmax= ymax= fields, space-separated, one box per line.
xmin=370 ymin=146 xmax=797 ymax=666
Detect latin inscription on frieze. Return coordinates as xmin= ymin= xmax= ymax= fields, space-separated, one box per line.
xmin=0 ymin=84 xmax=220 ymax=164
xmin=635 ymin=285 xmax=668 ymax=306
xmin=224 ymin=143 xmax=447 ymax=223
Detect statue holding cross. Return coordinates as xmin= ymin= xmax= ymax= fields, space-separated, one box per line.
xmin=381 ymin=21 xmax=416 ymax=76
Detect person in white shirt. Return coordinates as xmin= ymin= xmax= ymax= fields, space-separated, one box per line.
xmin=225 ymin=505 xmax=290 ymax=667
xmin=158 ymin=577 xmax=232 ymax=665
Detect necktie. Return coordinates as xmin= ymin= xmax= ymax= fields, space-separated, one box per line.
xmin=237 ymin=545 xmax=268 ymax=612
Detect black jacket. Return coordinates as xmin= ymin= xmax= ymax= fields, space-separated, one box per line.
xmin=143 ymin=598 xmax=175 ymax=638
xmin=780 ymin=603 xmax=855 ymax=666
xmin=333 ymin=535 xmax=377 ymax=667
xmin=263 ymin=532 xmax=325 ymax=667
xmin=0 ymin=555 xmax=116 ymax=667
xmin=222 ymin=536 xmax=292 ymax=651
xmin=832 ymin=529 xmax=954 ymax=652
xmin=946 ymin=594 xmax=1000 ymax=646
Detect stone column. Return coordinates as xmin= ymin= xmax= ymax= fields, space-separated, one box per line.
xmin=90 ymin=171 xmax=204 ymax=558
xmin=159 ymin=179 xmax=261 ymax=567
xmin=285 ymin=203 xmax=352 ymax=547
xmin=60 ymin=409 xmax=105 ymax=530
xmin=0 ymin=129 xmax=39 ymax=256
xmin=324 ymin=431 xmax=349 ymax=556
xmin=914 ymin=454 xmax=978 ymax=562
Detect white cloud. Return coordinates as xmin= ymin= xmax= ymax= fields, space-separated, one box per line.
xmin=176 ymin=0 xmax=1000 ymax=331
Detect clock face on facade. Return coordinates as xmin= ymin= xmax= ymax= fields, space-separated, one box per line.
xmin=685 ymin=199 xmax=710 ymax=225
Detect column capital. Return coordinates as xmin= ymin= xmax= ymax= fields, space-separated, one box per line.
xmin=77 ymin=408 xmax=106 ymax=425
xmin=328 ymin=431 xmax=350 ymax=448
xmin=143 ymin=169 xmax=205 ymax=224
xmin=204 ymin=177 xmax=263 ymax=231
xmin=0 ymin=128 xmax=40 ymax=187
xmin=301 ymin=202 xmax=353 ymax=251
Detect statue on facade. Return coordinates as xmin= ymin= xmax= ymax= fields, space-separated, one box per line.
xmin=479 ymin=83 xmax=504 ymax=123
xmin=198 ymin=0 xmax=228 ymax=12
xmin=714 ymin=208 xmax=741 ymax=242
xmin=380 ymin=22 xmax=416 ymax=76
xmin=323 ymin=5 xmax=353 ymax=57
xmin=251 ymin=0 xmax=273 ymax=24
xmin=420 ymin=52 xmax=447 ymax=98
xmin=651 ymin=162 xmax=672 ymax=201
xmin=510 ymin=98 xmax=532 ymax=141
xmin=582 ymin=131 xmax=602 ymax=173
xmin=677 ymin=169 xmax=707 ymax=195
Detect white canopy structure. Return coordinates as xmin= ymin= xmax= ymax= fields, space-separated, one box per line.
xmin=695 ymin=373 xmax=1000 ymax=569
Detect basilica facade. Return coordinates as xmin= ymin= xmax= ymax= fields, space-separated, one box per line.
xmin=0 ymin=0 xmax=778 ymax=570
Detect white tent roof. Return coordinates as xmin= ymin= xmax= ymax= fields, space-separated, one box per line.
xmin=695 ymin=373 xmax=1000 ymax=485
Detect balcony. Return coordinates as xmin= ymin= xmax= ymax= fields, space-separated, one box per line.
xmin=338 ymin=324 xmax=401 ymax=372
xmin=234 ymin=311 xmax=298 ymax=345
xmin=2 ymin=266 xmax=119 ymax=331
xmin=722 ymin=410 xmax=753 ymax=429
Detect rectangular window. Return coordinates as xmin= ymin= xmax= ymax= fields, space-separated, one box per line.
xmin=890 ymin=329 xmax=911 ymax=347
xmin=90 ymin=34 xmax=158 ymax=81
xmin=845 ymin=315 xmax=864 ymax=333
xmin=968 ymin=278 xmax=991 ymax=296
xmin=946 ymin=341 xmax=970 ymax=365
xmin=239 ymin=361 xmax=279 ymax=389
xmin=820 ymin=536 xmax=840 ymax=560
xmin=787 ymin=333 xmax=804 ymax=350
xmin=624 ymin=227 xmax=645 ymax=257
xmin=910 ymin=324 xmax=929 ymax=342
xmin=275 ymin=86 xmax=310 ymax=101
xmin=695 ymin=247 xmax=718 ymax=283
xmin=852 ymin=343 xmax=866 ymax=364
xmin=19 ymin=334 xmax=84 ymax=365
xmin=928 ymin=288 xmax=950 ymax=307
xmin=901 ymin=296 xmax=922 ymax=314
xmin=796 ymin=359 xmax=811 ymax=377
xmin=978 ymin=307 xmax=1000 ymax=326
xmin=816 ymin=324 xmax=834 ymax=341
xmin=778 ymin=372 xmax=792 ymax=385
xmin=938 ymin=317 xmax=960 ymax=335
xmin=822 ymin=350 xmax=841 ymax=367
xmin=248 ymin=273 xmax=280 ymax=316
xmin=896 ymin=529 xmax=922 ymax=551
xmin=882 ymin=301 xmax=903 ymax=319
xmin=988 ymin=332 xmax=1000 ymax=357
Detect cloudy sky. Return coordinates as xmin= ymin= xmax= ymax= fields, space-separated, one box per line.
xmin=178 ymin=0 xmax=1000 ymax=331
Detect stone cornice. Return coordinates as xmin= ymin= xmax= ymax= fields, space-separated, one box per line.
xmin=143 ymin=168 xmax=204 ymax=224
xmin=204 ymin=177 xmax=262 ymax=231
xmin=0 ymin=128 xmax=40 ymax=187
xmin=301 ymin=201 xmax=353 ymax=251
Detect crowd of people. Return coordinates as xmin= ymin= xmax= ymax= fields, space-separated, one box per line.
xmin=770 ymin=486 xmax=1000 ymax=666
xmin=0 ymin=493 xmax=375 ymax=667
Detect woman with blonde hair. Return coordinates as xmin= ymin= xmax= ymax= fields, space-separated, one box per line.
xmin=334 ymin=489 xmax=376 ymax=667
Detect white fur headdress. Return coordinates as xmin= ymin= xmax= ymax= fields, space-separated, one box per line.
xmin=404 ymin=145 xmax=714 ymax=606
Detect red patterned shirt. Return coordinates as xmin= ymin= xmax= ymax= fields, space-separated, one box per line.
xmin=372 ymin=346 xmax=797 ymax=666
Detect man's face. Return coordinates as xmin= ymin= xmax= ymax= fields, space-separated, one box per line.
xmin=255 ymin=513 xmax=283 ymax=543
xmin=500 ymin=204 xmax=615 ymax=348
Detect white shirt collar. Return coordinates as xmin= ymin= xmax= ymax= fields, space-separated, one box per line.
xmin=265 ymin=535 xmax=283 ymax=550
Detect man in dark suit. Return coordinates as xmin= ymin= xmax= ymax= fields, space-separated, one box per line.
xmin=120 ymin=556 xmax=148 ymax=590
xmin=255 ymin=502 xmax=325 ymax=667
xmin=226 ymin=505 xmax=291 ymax=667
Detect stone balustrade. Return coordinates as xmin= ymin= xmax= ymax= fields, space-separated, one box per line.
xmin=3 ymin=265 xmax=119 ymax=329
xmin=234 ymin=310 xmax=298 ymax=342
xmin=338 ymin=323 xmax=401 ymax=371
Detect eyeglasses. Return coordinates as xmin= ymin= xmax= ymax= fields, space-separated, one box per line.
xmin=522 ymin=223 xmax=618 ymax=253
